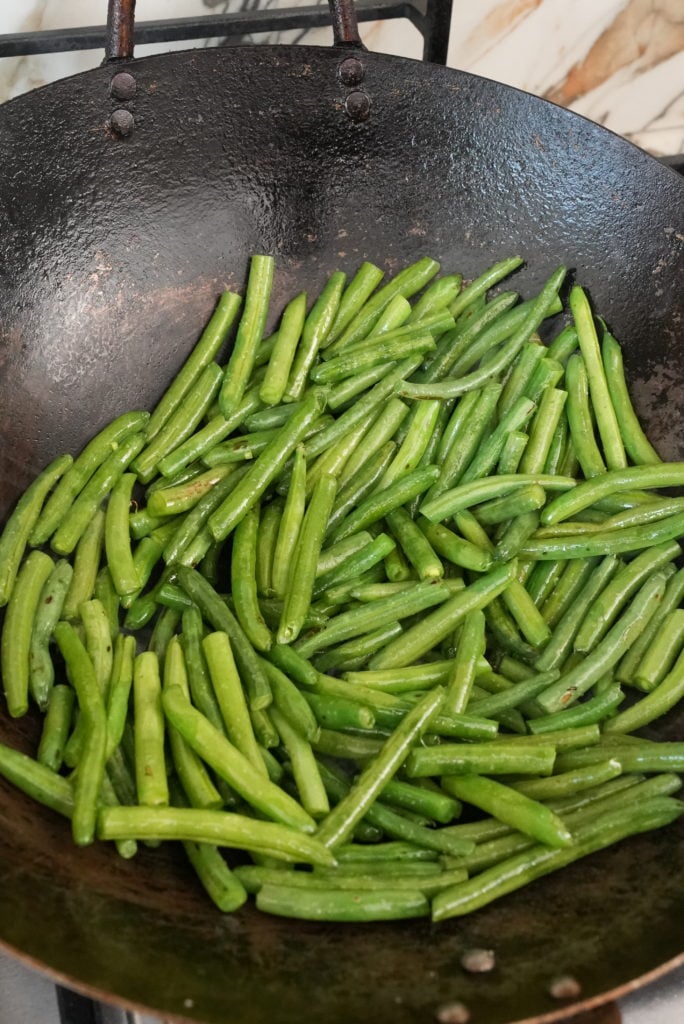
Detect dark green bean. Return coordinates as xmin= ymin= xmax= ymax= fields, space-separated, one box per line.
xmin=565 ymin=354 xmax=607 ymax=478
xmin=443 ymin=609 xmax=486 ymax=716
xmin=28 ymin=558 xmax=73 ymax=710
xmin=231 ymin=507 xmax=272 ymax=652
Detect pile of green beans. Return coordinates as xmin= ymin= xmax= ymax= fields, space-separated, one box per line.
xmin=0 ymin=252 xmax=682 ymax=926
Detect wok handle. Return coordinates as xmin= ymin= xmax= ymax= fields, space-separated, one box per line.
xmin=327 ymin=0 xmax=367 ymax=49
xmin=105 ymin=0 xmax=136 ymax=61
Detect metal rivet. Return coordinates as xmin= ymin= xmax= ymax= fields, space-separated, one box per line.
xmin=338 ymin=56 xmax=365 ymax=87
xmin=110 ymin=108 xmax=135 ymax=137
xmin=110 ymin=71 xmax=137 ymax=101
xmin=344 ymin=90 xmax=371 ymax=123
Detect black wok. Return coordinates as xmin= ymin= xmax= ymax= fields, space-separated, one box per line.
xmin=0 ymin=1 xmax=682 ymax=1021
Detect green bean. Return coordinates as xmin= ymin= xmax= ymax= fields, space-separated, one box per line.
xmin=148 ymin=606 xmax=181 ymax=664
xmin=119 ymin=535 xmax=163 ymax=611
xmin=180 ymin=607 xmax=225 ymax=731
xmin=525 ymin=560 xmax=564 ymax=608
xmin=54 ymin=622 xmax=107 ymax=845
xmin=432 ymin=797 xmax=683 ymax=920
xmin=146 ymin=464 xmax=234 ymax=518
xmin=156 ymin=385 xmax=264 ymax=480
xmin=403 ymin=268 xmax=566 ymax=398
xmin=555 ymin=738 xmax=684 ymax=774
xmin=208 ymin=388 xmax=327 ymax=541
xmin=51 ymin=433 xmax=145 ymax=556
xmin=329 ymin=465 xmax=439 ymax=544
xmin=277 ymin=474 xmax=337 ymax=644
xmin=528 ymin=683 xmax=625 ymax=734
xmin=164 ymin=639 xmax=223 ymax=810
xmin=0 ymin=739 xmax=74 ymax=819
xmin=99 ymin=805 xmax=332 ymax=866
xmin=244 ymin=402 xmax=303 ymax=433
xmin=323 ymin=262 xmax=385 ymax=348
xmin=80 ymin=599 xmax=114 ymax=700
xmin=314 ymin=534 xmax=397 ymax=598
xmin=379 ymin=779 xmax=460 ymax=824
xmin=311 ymin=728 xmax=384 ymax=760
xmin=546 ymin=324 xmax=578 ymax=363
xmin=383 ymin=509 xmax=440 ymax=581
xmin=315 ymin=622 xmax=405 ymax=673
xmin=420 ymin=292 xmax=520 ymax=384
xmin=604 ymin=648 xmax=684 ymax=734
xmin=60 ymin=509 xmax=105 ymax=621
xmin=602 ymin=331 xmax=661 ymax=464
xmin=633 ymin=608 xmax=684 ymax=690
xmin=134 ymin=363 xmax=224 ymax=484
xmin=443 ymin=774 xmax=571 ymax=847
xmin=405 ymin=742 xmax=556 ymax=778
xmin=423 ymin=473 xmax=575 ymax=528
xmin=27 ymin=558 xmax=73 ymax=710
xmin=616 ymin=568 xmax=684 ymax=686
xmin=181 ymin=570 xmax=275 ymax=712
xmin=312 ymin=361 xmax=424 ymax=468
xmin=264 ymin=644 xmax=318 ymax=690
xmin=380 ymin=400 xmax=441 ymax=487
xmin=449 ymin=301 xmax=549 ymax=380
xmin=259 ymin=291 xmax=308 ymax=405
xmin=31 ymin=415 xmax=148 ymax=548
xmin=316 ymin=532 xmax=373 ymax=578
xmin=543 ymin=415 xmax=568 ymax=475
xmin=122 ymin=590 xmax=159 ymax=630
xmin=145 ymin=291 xmax=241 ymax=439
xmin=368 ymin=562 xmax=518 ymax=670
xmin=427 ymin=386 xmax=504 ymax=504
xmin=536 ymin=572 xmax=668 ymax=713
xmin=325 ymin=257 xmax=440 ymax=356
xmin=565 ymin=354 xmax=607 ymax=478
xmin=284 ymin=273 xmax=347 ymax=399
xmin=203 ymin=630 xmax=267 ymax=775
xmin=102 ymin=473 xmax=139 ymax=598
xmin=443 ymin=610 xmax=486 ymax=716
xmin=303 ymin=692 xmax=375 ymax=731
xmin=444 ymin=257 xmax=521 ymax=321
xmin=133 ymin=651 xmax=169 ymax=807
xmin=540 ymin=556 xmax=600 ymax=629
xmin=94 ymin=566 xmax=120 ymax=638
xmin=161 ymin=684 xmax=314 ymax=831
xmin=268 ymin=445 xmax=306 ymax=598
xmin=271 ymin=707 xmax=329 ymax=819
xmin=327 ymin=444 xmax=399 ymax=538
xmin=468 ymin=670 xmax=559 ymax=718
xmin=1 ymin=550 xmax=54 ymax=718
xmin=324 ymin=361 xmax=395 ymax=411
xmin=497 ymin=342 xmax=545 ymax=418
xmin=335 ymin=841 xmax=439 ymax=864
xmin=494 ymin=510 xmax=541 ymax=563
xmin=461 ymin=397 xmax=537 ymax=485
xmin=574 ymin=542 xmax=680 ymax=652
xmin=523 ymin=357 xmax=565 ymax=406
xmin=600 ymin=498 xmax=684 ymax=533
xmin=534 ymin=555 xmax=620 ymax=671
xmin=254 ymin=498 xmax=283 ymax=598
xmin=417 ymin=518 xmax=493 ymax=574
xmin=182 ymin=839 xmax=248 ymax=912
xmin=518 ymin=388 xmax=567 ymax=475
xmin=36 ymin=685 xmax=75 ymax=772
xmin=569 ymin=285 xmax=626 ymax=468
xmin=316 ymin=688 xmax=444 ymax=847
xmin=256 ymin=883 xmax=428 ymax=921
xmin=219 ymin=255 xmax=275 ymax=416
xmin=511 ymin=759 xmax=623 ymax=801
xmin=103 ymin=633 xmax=135 ymax=759
xmin=545 ymin=465 xmax=684 ymax=527
xmin=229 ymin=507 xmax=272 ymax=652
xmin=474 ymin=484 xmax=547 ymax=526
xmin=129 ymin=506 xmax=168 ymax=539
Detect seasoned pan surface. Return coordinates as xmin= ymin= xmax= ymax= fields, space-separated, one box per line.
xmin=0 ymin=44 xmax=682 ymax=1024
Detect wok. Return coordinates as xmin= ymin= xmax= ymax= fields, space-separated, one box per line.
xmin=0 ymin=1 xmax=682 ymax=1021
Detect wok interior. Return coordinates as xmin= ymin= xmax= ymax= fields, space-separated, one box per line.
xmin=0 ymin=44 xmax=682 ymax=1024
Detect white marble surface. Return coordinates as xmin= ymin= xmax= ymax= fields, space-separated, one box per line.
xmin=0 ymin=0 xmax=682 ymax=155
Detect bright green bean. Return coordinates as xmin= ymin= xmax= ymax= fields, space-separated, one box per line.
xmin=443 ymin=774 xmax=571 ymax=847
xmin=605 ymin=648 xmax=684 ymax=734
xmin=203 ymin=630 xmax=267 ymax=775
xmin=285 ymin=273 xmax=348 ymax=400
xmin=28 ymin=558 xmax=73 ymax=710
xmin=323 ymin=262 xmax=385 ymax=348
xmin=259 ymin=291 xmax=308 ymax=405
xmin=328 ymin=465 xmax=439 ymax=544
xmin=405 ymin=742 xmax=556 ymax=778
xmin=443 ymin=610 xmax=486 ymax=715
xmin=231 ymin=506 xmax=272 ymax=652
xmin=1 ymin=550 xmax=54 ymax=718
xmin=256 ymin=883 xmax=428 ymax=921
xmin=528 ymin=683 xmax=625 ymax=734
xmin=133 ymin=651 xmax=169 ymax=807
xmin=219 ymin=255 xmax=275 ymax=415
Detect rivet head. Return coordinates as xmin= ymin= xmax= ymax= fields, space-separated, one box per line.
xmin=110 ymin=71 xmax=137 ymax=101
xmin=344 ymin=90 xmax=371 ymax=123
xmin=110 ymin=108 xmax=135 ymax=137
xmin=338 ymin=56 xmax=365 ymax=87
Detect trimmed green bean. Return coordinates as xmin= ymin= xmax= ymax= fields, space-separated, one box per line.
xmin=0 ymin=739 xmax=74 ymax=819
xmin=368 ymin=562 xmax=518 ymax=670
xmin=133 ymin=652 xmax=169 ymax=807
xmin=61 ymin=508 xmax=106 ymax=620
xmin=443 ymin=774 xmax=571 ymax=847
xmin=256 ymin=883 xmax=429 ymax=921
xmin=54 ymin=622 xmax=107 ymax=845
xmin=37 ymin=685 xmax=75 ymax=772
xmin=443 ymin=610 xmax=487 ymax=716
xmin=271 ymin=445 xmax=306 ymax=597
xmin=405 ymin=743 xmax=556 ymax=778
xmin=604 ymin=648 xmax=684 ymax=734
xmin=2 ymin=550 xmax=54 ymax=718
xmin=417 ymin=518 xmax=493 ymax=574
xmin=284 ymin=272 xmax=347 ymax=399
xmin=540 ymin=557 xmax=599 ymax=629
xmin=633 ymin=608 xmax=684 ymax=690
xmin=254 ymin=498 xmax=283 ymax=598
xmin=602 ymin=331 xmax=661 ymax=464
xmin=460 ymin=397 xmax=536 ymax=485
xmin=570 ymin=285 xmax=626 ymax=469
xmin=30 ymin=414 xmax=147 ymax=547
xmin=528 ymin=683 xmax=625 ymax=734
xmin=259 ymin=291 xmax=308 ymax=405
xmin=203 ymin=630 xmax=267 ymax=775
xmin=271 ymin=706 xmax=329 ymax=819
xmin=231 ymin=507 xmax=272 ymax=652
xmin=511 ymin=759 xmax=623 ymax=801
xmin=497 ymin=342 xmax=545 ymax=417
xmin=219 ymin=255 xmax=275 ymax=415
xmin=536 ymin=572 xmax=668 ymax=713
xmin=28 ymin=558 xmax=73 ymax=710
xmin=162 ymin=684 xmax=314 ymax=831
xmin=323 ymin=262 xmax=385 ymax=348
xmin=421 ymin=472 xmax=575 ymax=525
xmin=329 ymin=465 xmax=439 ymax=544
xmin=565 ymin=354 xmax=607 ymax=478
xmin=51 ymin=433 xmax=145 ymax=555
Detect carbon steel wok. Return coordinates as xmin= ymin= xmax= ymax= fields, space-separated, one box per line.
xmin=0 ymin=0 xmax=682 ymax=1021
